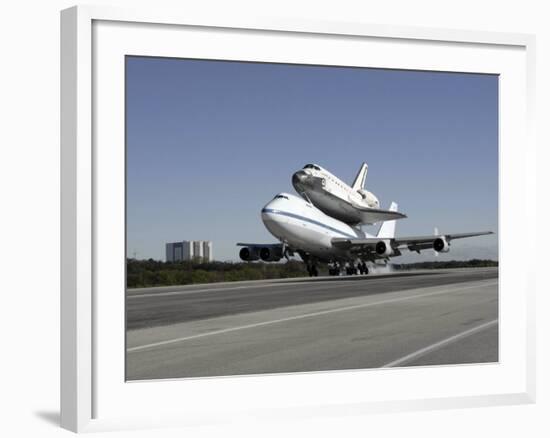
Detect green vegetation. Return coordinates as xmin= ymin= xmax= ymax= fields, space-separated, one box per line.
xmin=126 ymin=258 xmax=498 ymax=288
xmin=126 ymin=259 xmax=307 ymax=288
xmin=392 ymin=259 xmax=498 ymax=270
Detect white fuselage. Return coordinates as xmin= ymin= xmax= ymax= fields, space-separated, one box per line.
xmin=261 ymin=193 xmax=373 ymax=261
xmin=292 ymin=164 xmax=380 ymax=225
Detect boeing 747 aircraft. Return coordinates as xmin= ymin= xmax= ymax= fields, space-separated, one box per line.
xmin=292 ymin=162 xmax=407 ymax=225
xmin=238 ymin=192 xmax=492 ymax=276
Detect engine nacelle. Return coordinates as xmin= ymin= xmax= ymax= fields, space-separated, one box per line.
xmin=239 ymin=247 xmax=260 ymax=261
xmin=259 ymin=247 xmax=283 ymax=262
xmin=433 ymin=237 xmax=450 ymax=253
xmin=375 ymin=240 xmax=393 ymax=257
xmin=357 ymin=189 xmax=380 ymax=208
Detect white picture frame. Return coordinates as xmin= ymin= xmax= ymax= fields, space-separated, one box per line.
xmin=60 ymin=5 xmax=536 ymax=433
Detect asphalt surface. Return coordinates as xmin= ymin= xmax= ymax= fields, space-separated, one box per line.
xmin=126 ymin=268 xmax=498 ymax=380
xmin=126 ymin=268 xmax=497 ymax=330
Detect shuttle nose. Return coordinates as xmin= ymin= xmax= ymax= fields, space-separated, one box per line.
xmin=292 ymin=171 xmax=308 ymax=187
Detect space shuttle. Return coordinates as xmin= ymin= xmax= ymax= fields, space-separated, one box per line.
xmin=291 ymin=162 xmax=407 ymax=226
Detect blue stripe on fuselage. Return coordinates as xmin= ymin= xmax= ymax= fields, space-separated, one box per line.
xmin=261 ymin=208 xmax=357 ymax=239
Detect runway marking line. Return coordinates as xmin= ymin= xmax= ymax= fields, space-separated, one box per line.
xmin=381 ymin=318 xmax=498 ymax=368
xmin=127 ymin=280 xmax=497 ymax=353
xmin=128 ymin=277 xmax=405 ymax=299
xmin=127 ymin=278 xmax=371 ymax=299
xmin=127 ymin=281 xmax=308 ymax=299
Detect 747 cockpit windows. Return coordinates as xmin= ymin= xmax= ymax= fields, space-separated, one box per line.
xmin=274 ymin=195 xmax=289 ymax=200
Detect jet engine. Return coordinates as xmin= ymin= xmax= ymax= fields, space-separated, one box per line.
xmin=357 ymin=189 xmax=380 ymax=208
xmin=239 ymin=247 xmax=260 ymax=261
xmin=433 ymin=237 xmax=450 ymax=253
xmin=259 ymin=247 xmax=283 ymax=262
xmin=375 ymin=240 xmax=393 ymax=257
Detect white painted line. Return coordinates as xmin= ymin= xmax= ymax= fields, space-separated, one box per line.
xmin=128 ymin=277 xmax=372 ymax=299
xmin=381 ymin=318 xmax=498 ymax=368
xmin=128 ymin=281 xmax=307 ymax=299
xmin=127 ymin=280 xmax=497 ymax=353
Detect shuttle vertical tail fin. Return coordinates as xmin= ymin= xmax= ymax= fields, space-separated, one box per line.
xmin=377 ymin=202 xmax=398 ymax=238
xmin=351 ymin=162 xmax=368 ymax=191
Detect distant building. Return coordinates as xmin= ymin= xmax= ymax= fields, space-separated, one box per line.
xmin=193 ymin=241 xmax=203 ymax=259
xmin=165 ymin=240 xmax=213 ymax=262
xmin=202 ymin=241 xmax=213 ymax=261
xmin=165 ymin=242 xmax=179 ymax=262
xmin=182 ymin=241 xmax=193 ymax=260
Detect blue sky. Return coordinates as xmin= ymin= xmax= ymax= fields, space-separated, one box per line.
xmin=126 ymin=57 xmax=498 ymax=262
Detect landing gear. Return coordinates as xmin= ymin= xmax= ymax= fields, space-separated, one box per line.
xmin=345 ymin=263 xmax=357 ymax=275
xmin=328 ymin=262 xmax=341 ymax=276
xmin=358 ymin=262 xmax=369 ymax=275
xmin=307 ymin=264 xmax=319 ymax=277
xmin=329 ymin=261 xmax=370 ymax=276
xmin=308 ymin=261 xmax=369 ymax=277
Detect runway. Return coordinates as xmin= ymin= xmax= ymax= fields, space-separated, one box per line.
xmin=126 ymin=267 xmax=498 ymax=380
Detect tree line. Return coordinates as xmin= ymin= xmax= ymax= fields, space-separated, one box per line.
xmin=126 ymin=258 xmax=498 ymax=288
xmin=392 ymin=259 xmax=498 ymax=270
xmin=126 ymin=259 xmax=307 ymax=288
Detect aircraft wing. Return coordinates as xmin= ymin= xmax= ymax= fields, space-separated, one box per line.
xmin=236 ymin=243 xmax=283 ymax=248
xmin=393 ymin=231 xmax=494 ymax=250
xmin=331 ymin=231 xmax=493 ymax=255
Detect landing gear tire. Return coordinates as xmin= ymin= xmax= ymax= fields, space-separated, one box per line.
xmin=307 ymin=265 xmax=319 ymax=277
xmin=329 ymin=263 xmax=341 ymax=276
xmin=346 ymin=266 xmax=356 ymax=275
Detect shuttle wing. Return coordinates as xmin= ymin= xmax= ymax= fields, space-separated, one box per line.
xmin=355 ymin=207 xmax=407 ymax=224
